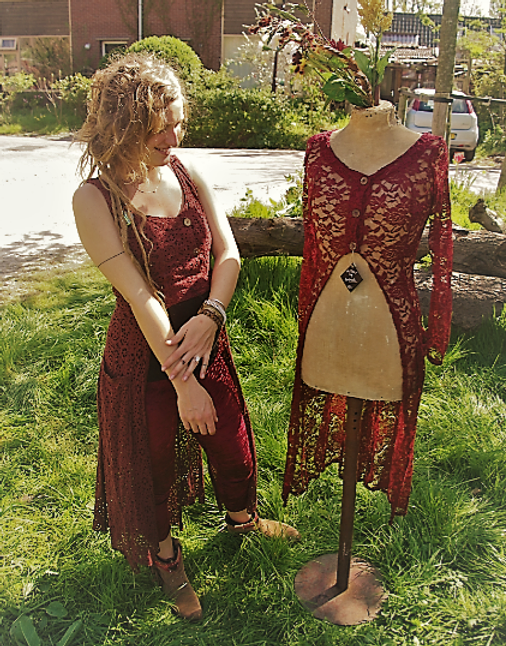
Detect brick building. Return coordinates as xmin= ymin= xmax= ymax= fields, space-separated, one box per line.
xmin=0 ymin=0 xmax=357 ymax=74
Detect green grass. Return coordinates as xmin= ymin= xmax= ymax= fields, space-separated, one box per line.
xmin=0 ymin=107 xmax=83 ymax=135
xmin=1 ymin=259 xmax=506 ymax=645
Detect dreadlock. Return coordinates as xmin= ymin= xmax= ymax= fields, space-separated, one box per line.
xmin=76 ymin=51 xmax=187 ymax=305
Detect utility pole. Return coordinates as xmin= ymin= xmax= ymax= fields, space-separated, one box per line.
xmin=138 ymin=0 xmax=143 ymax=41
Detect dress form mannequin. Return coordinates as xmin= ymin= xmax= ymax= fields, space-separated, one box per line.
xmin=301 ymin=101 xmax=419 ymax=402
xmin=295 ymin=102 xmax=427 ymax=624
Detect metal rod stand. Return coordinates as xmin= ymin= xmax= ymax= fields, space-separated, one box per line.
xmin=294 ymin=397 xmax=387 ymax=625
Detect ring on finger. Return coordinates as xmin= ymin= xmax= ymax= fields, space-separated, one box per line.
xmin=194 ymin=355 xmax=201 ymax=363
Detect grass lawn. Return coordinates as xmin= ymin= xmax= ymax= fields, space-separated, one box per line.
xmin=1 ymin=257 xmax=506 ymax=646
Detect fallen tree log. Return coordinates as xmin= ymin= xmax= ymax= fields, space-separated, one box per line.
xmin=415 ymin=270 xmax=506 ymax=330
xmin=230 ymin=218 xmax=506 ymax=279
xmin=228 ymin=218 xmax=506 ymax=328
xmin=229 ymin=217 xmax=304 ymax=258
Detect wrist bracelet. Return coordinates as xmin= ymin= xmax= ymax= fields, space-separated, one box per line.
xmin=203 ymin=299 xmax=227 ymax=325
xmin=198 ymin=305 xmax=223 ymax=329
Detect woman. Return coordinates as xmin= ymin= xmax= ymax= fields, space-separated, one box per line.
xmin=73 ymin=52 xmax=298 ymax=621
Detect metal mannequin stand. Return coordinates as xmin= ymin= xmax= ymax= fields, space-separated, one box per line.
xmin=294 ymin=397 xmax=387 ymax=625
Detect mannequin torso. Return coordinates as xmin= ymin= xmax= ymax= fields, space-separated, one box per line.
xmin=301 ymin=101 xmax=420 ymax=401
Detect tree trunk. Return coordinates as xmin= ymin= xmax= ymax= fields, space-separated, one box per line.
xmin=497 ymin=154 xmax=506 ymax=194
xmin=432 ymin=0 xmax=461 ymax=142
xmin=229 ymin=218 xmax=506 ymax=279
xmin=271 ymin=49 xmax=279 ymax=94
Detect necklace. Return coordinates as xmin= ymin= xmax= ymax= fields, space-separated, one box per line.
xmin=137 ymin=169 xmax=161 ymax=194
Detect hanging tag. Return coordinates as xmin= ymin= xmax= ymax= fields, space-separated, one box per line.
xmin=341 ymin=263 xmax=363 ymax=292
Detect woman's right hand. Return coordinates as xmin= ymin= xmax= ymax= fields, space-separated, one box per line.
xmin=175 ymin=377 xmax=218 ymax=435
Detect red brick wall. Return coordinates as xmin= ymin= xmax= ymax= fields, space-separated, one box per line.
xmin=314 ymin=0 xmax=333 ymax=38
xmin=224 ymin=0 xmax=334 ymax=38
xmin=70 ymin=0 xmax=223 ymax=73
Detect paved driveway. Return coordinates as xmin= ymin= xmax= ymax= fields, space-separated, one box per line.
xmin=0 ymin=135 xmax=304 ymax=255
xmin=0 ymin=134 xmax=500 ymax=293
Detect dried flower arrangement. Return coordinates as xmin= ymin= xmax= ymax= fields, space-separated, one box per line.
xmin=248 ymin=1 xmax=393 ymax=107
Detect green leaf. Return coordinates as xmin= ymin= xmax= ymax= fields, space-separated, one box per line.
xmin=46 ymin=601 xmax=68 ymax=618
xmin=294 ymin=4 xmax=309 ymax=14
xmin=322 ymin=77 xmax=347 ymax=102
xmin=267 ymin=5 xmax=299 ymax=21
xmin=57 ymin=620 xmax=83 ymax=646
xmin=10 ymin=618 xmax=24 ymax=646
xmin=354 ymin=49 xmax=373 ymax=83
xmin=10 ymin=616 xmax=41 ymax=646
xmin=376 ymin=49 xmax=395 ymax=83
xmin=345 ymin=88 xmax=369 ymax=107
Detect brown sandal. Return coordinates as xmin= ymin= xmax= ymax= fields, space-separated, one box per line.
xmin=225 ymin=512 xmax=300 ymax=541
xmin=153 ymin=539 xmax=202 ymax=621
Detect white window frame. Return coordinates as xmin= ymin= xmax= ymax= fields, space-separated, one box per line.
xmin=100 ymin=41 xmax=128 ymax=57
xmin=0 ymin=38 xmax=17 ymax=51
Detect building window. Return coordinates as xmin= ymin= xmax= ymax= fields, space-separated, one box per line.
xmin=101 ymin=41 xmax=128 ymax=57
xmin=0 ymin=38 xmax=17 ymax=50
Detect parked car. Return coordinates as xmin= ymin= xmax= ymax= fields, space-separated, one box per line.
xmin=405 ymin=88 xmax=479 ymax=162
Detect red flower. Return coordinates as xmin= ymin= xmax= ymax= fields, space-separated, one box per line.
xmin=329 ymin=38 xmax=347 ymax=51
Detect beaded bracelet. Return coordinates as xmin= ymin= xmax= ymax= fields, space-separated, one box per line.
xmin=198 ymin=304 xmax=224 ymax=329
xmin=203 ymin=299 xmax=227 ymax=325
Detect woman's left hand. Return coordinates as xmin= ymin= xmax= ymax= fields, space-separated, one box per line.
xmin=162 ymin=315 xmax=218 ymax=381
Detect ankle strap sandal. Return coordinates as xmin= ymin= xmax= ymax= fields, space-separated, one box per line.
xmin=225 ymin=512 xmax=300 ymax=541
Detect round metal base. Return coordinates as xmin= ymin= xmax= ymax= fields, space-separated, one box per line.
xmin=294 ymin=554 xmax=387 ymax=625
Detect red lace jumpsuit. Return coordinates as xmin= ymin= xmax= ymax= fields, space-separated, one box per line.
xmin=88 ymin=156 xmax=257 ymax=570
xmin=283 ymin=131 xmax=453 ymax=519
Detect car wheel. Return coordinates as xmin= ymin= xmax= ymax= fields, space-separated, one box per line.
xmin=464 ymin=149 xmax=476 ymax=162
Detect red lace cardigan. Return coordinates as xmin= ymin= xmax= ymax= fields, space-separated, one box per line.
xmin=283 ymin=132 xmax=453 ymax=519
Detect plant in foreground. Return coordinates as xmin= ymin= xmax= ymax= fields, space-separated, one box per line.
xmin=249 ymin=1 xmax=394 ymax=106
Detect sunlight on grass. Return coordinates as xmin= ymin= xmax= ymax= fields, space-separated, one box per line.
xmin=1 ymin=260 xmax=506 ymax=645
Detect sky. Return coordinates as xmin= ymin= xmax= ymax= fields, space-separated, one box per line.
xmin=460 ymin=0 xmax=491 ymax=16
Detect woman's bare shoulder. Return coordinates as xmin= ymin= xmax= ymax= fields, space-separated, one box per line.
xmin=73 ymin=182 xmax=110 ymax=218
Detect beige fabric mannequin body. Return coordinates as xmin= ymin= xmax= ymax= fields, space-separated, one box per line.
xmin=301 ymin=101 xmax=420 ymax=401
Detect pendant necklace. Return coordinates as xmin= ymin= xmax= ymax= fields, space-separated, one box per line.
xmin=137 ymin=169 xmax=161 ymax=194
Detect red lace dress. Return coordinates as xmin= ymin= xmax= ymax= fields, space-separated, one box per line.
xmin=283 ymin=131 xmax=453 ymax=519
xmin=88 ymin=156 xmax=257 ymax=570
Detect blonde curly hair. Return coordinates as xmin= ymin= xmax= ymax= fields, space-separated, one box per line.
xmin=77 ymin=51 xmax=187 ymax=302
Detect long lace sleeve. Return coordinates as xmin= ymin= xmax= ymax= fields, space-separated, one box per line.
xmin=425 ymin=139 xmax=453 ymax=365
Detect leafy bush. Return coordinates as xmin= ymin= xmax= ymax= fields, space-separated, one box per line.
xmin=0 ymin=71 xmax=35 ymax=93
xmin=184 ymin=86 xmax=343 ymax=149
xmin=0 ymin=72 xmax=36 ymax=120
xmin=229 ymin=172 xmax=303 ymax=219
xmin=54 ymin=73 xmax=92 ymax=120
xmin=477 ymin=125 xmax=505 ymax=157
xmin=185 ymin=87 xmax=299 ymax=148
xmin=126 ymin=36 xmax=203 ymax=80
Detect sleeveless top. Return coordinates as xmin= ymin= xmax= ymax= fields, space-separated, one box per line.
xmin=88 ymin=156 xmax=256 ymax=570
xmin=283 ymin=132 xmax=453 ymax=520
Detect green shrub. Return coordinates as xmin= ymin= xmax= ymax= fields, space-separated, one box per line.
xmin=54 ymin=73 xmax=92 ymax=120
xmin=185 ymin=86 xmax=326 ymax=149
xmin=126 ymin=36 xmax=203 ymax=80
xmin=0 ymin=72 xmax=36 ymax=122
xmin=0 ymin=71 xmax=35 ymax=93
xmin=477 ymin=125 xmax=505 ymax=157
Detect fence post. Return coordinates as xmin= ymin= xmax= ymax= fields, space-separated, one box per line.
xmin=397 ymin=88 xmax=409 ymax=124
